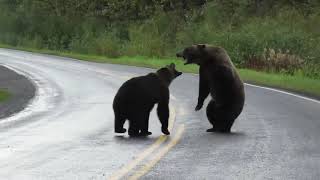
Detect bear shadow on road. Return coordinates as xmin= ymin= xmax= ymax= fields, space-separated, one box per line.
xmin=206 ymin=131 xmax=247 ymax=139
xmin=210 ymin=131 xmax=246 ymax=136
xmin=113 ymin=135 xmax=161 ymax=144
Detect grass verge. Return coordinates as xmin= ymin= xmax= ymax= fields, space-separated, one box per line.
xmin=0 ymin=90 xmax=10 ymax=102
xmin=1 ymin=44 xmax=319 ymax=98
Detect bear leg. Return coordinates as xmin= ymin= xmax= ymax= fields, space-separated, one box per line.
xmin=206 ymin=99 xmax=216 ymax=125
xmin=216 ymin=118 xmax=234 ymax=133
xmin=128 ymin=115 xmax=141 ymax=136
xmin=206 ymin=100 xmax=219 ymax=132
xmin=114 ymin=111 xmax=126 ymax=133
xmin=139 ymin=112 xmax=152 ymax=136
xmin=210 ymin=106 xmax=235 ymax=133
xmin=206 ymin=100 xmax=234 ymax=133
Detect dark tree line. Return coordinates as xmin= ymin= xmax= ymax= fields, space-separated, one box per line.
xmin=2 ymin=0 xmax=318 ymax=21
xmin=0 ymin=0 xmax=208 ymax=21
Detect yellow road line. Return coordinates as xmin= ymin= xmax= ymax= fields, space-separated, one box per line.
xmin=128 ymin=124 xmax=185 ymax=180
xmin=105 ymin=71 xmax=180 ymax=180
xmin=168 ymin=104 xmax=175 ymax=131
xmin=108 ymin=104 xmax=177 ymax=180
xmin=108 ymin=135 xmax=167 ymax=180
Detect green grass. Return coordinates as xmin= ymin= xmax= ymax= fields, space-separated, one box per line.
xmin=239 ymin=69 xmax=320 ymax=97
xmin=1 ymin=44 xmax=319 ymax=98
xmin=0 ymin=89 xmax=10 ymax=102
xmin=0 ymin=43 xmax=199 ymax=73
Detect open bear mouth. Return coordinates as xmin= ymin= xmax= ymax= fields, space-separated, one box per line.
xmin=181 ymin=56 xmax=190 ymax=65
xmin=179 ymin=57 xmax=190 ymax=65
xmin=183 ymin=57 xmax=192 ymax=65
xmin=176 ymin=52 xmax=192 ymax=65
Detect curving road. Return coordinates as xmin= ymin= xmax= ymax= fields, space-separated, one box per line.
xmin=0 ymin=48 xmax=319 ymax=180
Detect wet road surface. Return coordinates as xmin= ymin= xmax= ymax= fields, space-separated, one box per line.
xmin=0 ymin=48 xmax=319 ymax=180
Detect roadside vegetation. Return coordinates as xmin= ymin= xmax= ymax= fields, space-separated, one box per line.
xmin=1 ymin=44 xmax=319 ymax=97
xmin=0 ymin=0 xmax=319 ymax=97
xmin=0 ymin=90 xmax=10 ymax=102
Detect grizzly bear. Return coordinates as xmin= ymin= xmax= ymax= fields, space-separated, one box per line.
xmin=176 ymin=44 xmax=245 ymax=133
xmin=113 ymin=63 xmax=182 ymax=136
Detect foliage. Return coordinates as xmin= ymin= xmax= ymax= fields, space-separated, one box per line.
xmin=0 ymin=0 xmax=319 ymax=78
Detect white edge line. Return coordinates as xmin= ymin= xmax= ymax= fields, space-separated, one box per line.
xmin=245 ymin=83 xmax=320 ymax=104
xmin=190 ymin=73 xmax=319 ymax=104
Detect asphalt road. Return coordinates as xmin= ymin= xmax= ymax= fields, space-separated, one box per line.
xmin=0 ymin=48 xmax=319 ymax=180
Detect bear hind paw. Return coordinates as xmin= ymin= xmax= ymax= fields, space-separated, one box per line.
xmin=139 ymin=131 xmax=152 ymax=136
xmin=115 ymin=128 xmax=127 ymax=133
xmin=206 ymin=127 xmax=230 ymax=133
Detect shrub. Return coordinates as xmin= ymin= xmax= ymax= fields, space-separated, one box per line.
xmin=245 ymin=48 xmax=304 ymax=75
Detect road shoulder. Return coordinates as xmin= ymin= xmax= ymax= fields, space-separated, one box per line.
xmin=0 ymin=65 xmax=35 ymax=119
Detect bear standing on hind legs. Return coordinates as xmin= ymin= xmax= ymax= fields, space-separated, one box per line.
xmin=177 ymin=44 xmax=245 ymax=133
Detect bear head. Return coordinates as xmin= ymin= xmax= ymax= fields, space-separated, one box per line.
xmin=156 ymin=63 xmax=182 ymax=86
xmin=176 ymin=44 xmax=207 ymax=65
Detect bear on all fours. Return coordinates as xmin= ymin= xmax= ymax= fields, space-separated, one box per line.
xmin=177 ymin=44 xmax=245 ymax=133
xmin=113 ymin=63 xmax=182 ymax=137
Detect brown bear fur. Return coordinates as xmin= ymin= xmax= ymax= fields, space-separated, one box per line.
xmin=113 ymin=63 xmax=182 ymax=136
xmin=177 ymin=44 xmax=245 ymax=132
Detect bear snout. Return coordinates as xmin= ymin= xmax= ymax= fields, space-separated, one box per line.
xmin=176 ymin=52 xmax=183 ymax=58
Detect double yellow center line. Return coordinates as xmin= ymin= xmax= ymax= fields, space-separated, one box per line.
xmin=109 ymin=104 xmax=185 ymax=180
xmin=91 ymin=69 xmax=185 ymax=179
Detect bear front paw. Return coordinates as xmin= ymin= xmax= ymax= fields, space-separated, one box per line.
xmin=195 ymin=103 xmax=203 ymax=111
xmin=161 ymin=128 xmax=170 ymax=135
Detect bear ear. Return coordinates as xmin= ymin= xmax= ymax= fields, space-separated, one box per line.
xmin=197 ymin=44 xmax=206 ymax=49
xmin=169 ymin=63 xmax=175 ymax=68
